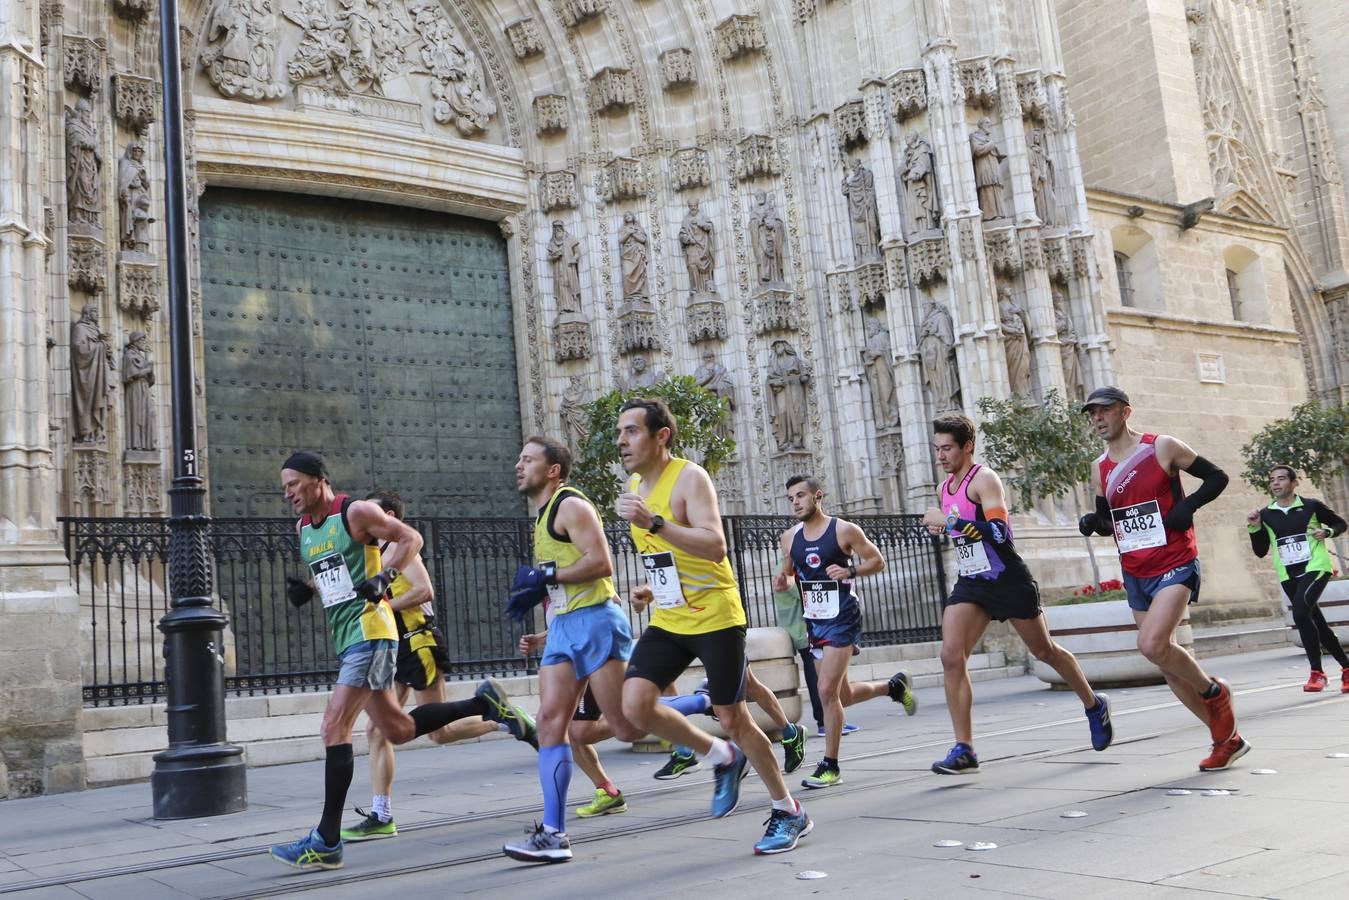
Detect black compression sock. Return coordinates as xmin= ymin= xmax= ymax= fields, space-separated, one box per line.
xmin=318 ymin=743 xmax=354 ymax=846
xmin=410 ymin=696 xmax=489 ymax=737
xmin=1201 ymin=680 xmax=1221 ymax=700
xmin=822 ymin=756 xmax=839 ymax=770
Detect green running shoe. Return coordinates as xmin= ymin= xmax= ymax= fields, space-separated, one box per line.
xmin=888 ymin=671 xmax=918 ymax=716
xmin=476 ymin=678 xmax=534 ymax=745
xmin=340 ymin=807 xmax=396 ymax=842
xmin=653 ymin=749 xmax=700 ymax=780
xmin=801 ymin=762 xmax=842 ymax=790
xmin=514 ymin=705 xmax=540 ymax=751
xmin=781 ymin=723 xmax=806 ymax=774
xmin=576 ymin=788 xmax=628 ymax=818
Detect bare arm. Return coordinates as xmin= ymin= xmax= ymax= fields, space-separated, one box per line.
xmin=345 ymin=499 xmax=424 ymax=574
xmin=830 ymin=520 xmax=885 ymax=579
xmin=381 ymin=539 xmax=433 ymax=611
xmin=1154 ymin=434 xmax=1198 ymax=474
xmin=771 ymin=528 xmax=795 ymax=591
xmin=552 ymin=494 xmax=615 ymax=585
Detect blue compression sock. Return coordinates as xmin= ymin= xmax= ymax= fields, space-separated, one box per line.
xmin=538 ymin=744 xmax=574 ymax=833
xmin=658 ymin=693 xmax=711 ymax=716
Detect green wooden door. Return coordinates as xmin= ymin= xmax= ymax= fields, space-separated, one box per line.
xmin=199 ymin=188 xmax=523 ymax=519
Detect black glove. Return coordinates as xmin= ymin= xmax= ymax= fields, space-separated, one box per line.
xmin=1078 ymin=513 xmax=1102 ymax=537
xmin=354 ymin=568 xmax=396 ymax=602
xmin=285 ymin=575 xmax=315 ymax=609
xmin=1164 ymin=502 xmax=1194 ymax=533
xmin=1078 ymin=495 xmax=1113 ymax=537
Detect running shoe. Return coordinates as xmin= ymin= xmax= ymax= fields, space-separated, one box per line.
xmin=781 ymin=723 xmax=806 ymax=774
xmin=1085 ymin=692 xmax=1113 ymax=752
xmin=339 ymin=807 xmax=396 ymax=842
xmin=801 ymin=762 xmax=841 ymax=789
xmin=888 ymin=671 xmax=919 ymax=715
xmin=269 ymin=828 xmax=343 ymax=870
xmin=514 ymin=705 xmax=540 ymax=751
xmin=753 ymin=804 xmax=814 ymax=855
xmin=710 ymin=746 xmax=749 ymax=818
xmin=503 ymin=823 xmax=572 ymax=863
xmin=1342 ymin=669 xmax=1349 ymax=694
xmin=1201 ymin=677 xmax=1237 ymax=745
xmin=653 ymin=749 xmax=700 ymax=780
xmin=932 ymin=742 xmax=979 ymax=775
xmin=475 ymin=678 xmax=535 ymax=745
xmin=817 ymin=722 xmax=861 ymax=737
xmin=576 ymin=788 xmax=627 ymax=818
xmin=1199 ymin=735 xmax=1251 ymax=771
xmin=1304 ymin=670 xmax=1328 ymax=692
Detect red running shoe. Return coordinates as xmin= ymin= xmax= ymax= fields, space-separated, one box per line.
xmin=1199 ymin=735 xmax=1251 ymax=772
xmin=1341 ymin=669 xmax=1349 ymax=694
xmin=1201 ymin=678 xmax=1237 ymax=744
xmin=1304 ymin=670 xmax=1328 ymax=692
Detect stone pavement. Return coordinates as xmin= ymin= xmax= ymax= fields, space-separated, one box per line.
xmin=2 ymin=647 xmax=1347 ymax=899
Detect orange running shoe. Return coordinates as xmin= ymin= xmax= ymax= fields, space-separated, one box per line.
xmin=1303 ymin=670 xmax=1328 ymax=692
xmin=1199 ymin=735 xmax=1251 ymax=772
xmin=1341 ymin=669 xmax=1349 ymax=694
xmin=1201 ymin=678 xmax=1236 ymax=744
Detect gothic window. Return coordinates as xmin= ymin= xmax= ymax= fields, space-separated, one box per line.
xmin=1114 ymin=251 xmax=1135 ymax=307
xmin=1226 ymin=268 xmax=1242 ymax=321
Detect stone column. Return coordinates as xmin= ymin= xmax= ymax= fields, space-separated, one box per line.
xmin=0 ymin=3 xmax=85 ymax=797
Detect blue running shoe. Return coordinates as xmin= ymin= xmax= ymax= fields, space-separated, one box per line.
xmin=269 ymin=828 xmax=343 ymax=870
xmin=1086 ymin=692 xmax=1113 ymax=752
xmin=711 ymin=746 xmax=749 ymax=818
xmin=816 ymin=722 xmax=861 ymax=737
xmin=932 ymin=742 xmax=979 ymax=775
xmin=753 ymin=804 xmax=814 ymax=855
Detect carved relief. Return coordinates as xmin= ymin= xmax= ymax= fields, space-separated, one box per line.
xmin=908 ymin=235 xmax=950 ymax=285
xmin=749 ymin=192 xmax=787 ymax=286
xmin=616 ymin=309 xmax=660 ymax=354
xmin=621 ymin=355 xmax=663 ymax=392
xmin=754 ymin=288 xmax=799 ymax=335
xmin=736 ymin=134 xmax=780 ymax=181
xmin=970 ymin=117 xmax=1008 ymax=220
xmin=679 ymin=200 xmax=717 ymax=297
xmin=959 ymin=57 xmax=997 ymax=109
xmin=65 ymin=99 xmax=103 ymax=236
xmin=984 ymin=226 xmax=1022 ymax=276
xmin=862 ymin=315 xmax=900 ymax=429
xmin=124 ymin=463 xmax=163 ymax=515
xmin=883 ymin=244 xmax=909 ymax=291
xmin=842 ymin=159 xmax=881 ymax=262
xmin=117 ymin=142 xmax=155 ymax=259
xmin=919 ymin=300 xmax=960 ymax=411
xmin=112 ymin=0 xmax=154 ymax=23
xmin=63 ymin=35 xmax=103 ymax=95
xmin=112 ymin=74 xmax=159 ymax=134
xmin=660 ymin=48 xmax=696 ymax=90
xmin=409 ymin=0 xmax=497 ymax=135
xmin=834 ymin=99 xmax=867 ymax=151
xmin=540 ymin=170 xmax=578 ymax=211
xmin=71 ymin=303 xmax=115 ymax=444
xmin=686 ymin=298 xmax=728 ymax=343
xmin=714 ymin=14 xmax=766 ymax=61
xmin=72 ymin=447 xmax=111 ymax=516
xmin=1044 ymin=234 xmax=1072 ymax=283
xmin=1070 ymin=235 xmax=1093 ymax=278
xmin=505 ymin=18 xmax=545 ymax=59
xmin=40 ymin=0 xmax=64 ymax=46
xmin=122 ymin=331 xmax=158 ymax=452
xmin=888 ymin=67 xmax=927 ymax=121
xmin=767 ymin=340 xmax=810 ymax=452
xmin=671 ymin=147 xmax=711 ymax=192
xmin=1020 ymin=228 xmax=1044 ymax=269
xmin=900 ymin=132 xmax=939 ymax=233
xmin=600 ymin=156 xmax=646 ymax=203
xmin=591 ymin=67 xmax=636 ymax=115
xmin=534 ymin=94 xmax=568 ymax=134
xmin=553 ymin=319 xmax=592 ymax=362
xmin=21 ymin=57 xmax=44 ymax=122
xmin=554 ymin=0 xmax=607 ymax=28
xmin=852 ymin=261 xmax=885 ymax=308
xmin=118 ymin=262 xmax=162 ymax=318
xmin=201 ymin=0 xmax=286 ymax=100
xmin=68 ymin=236 xmax=107 ymax=295
xmin=1017 ymin=71 xmax=1049 ymax=123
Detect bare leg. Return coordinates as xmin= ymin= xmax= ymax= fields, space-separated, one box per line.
xmin=1134 ymin=587 xmax=1211 ymax=724
xmin=1011 ymin=615 xmax=1097 ymax=707
xmin=715 ymin=701 xmax=791 ymax=803
xmin=938 ymin=603 xmax=991 ymax=747
xmin=743 ymin=666 xmax=790 ymax=732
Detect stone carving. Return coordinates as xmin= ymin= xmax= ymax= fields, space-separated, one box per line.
xmin=671 ymin=147 xmax=711 ymax=192
xmin=736 ymin=134 xmax=780 ymax=181
xmin=540 ymin=170 xmax=578 ymax=211
xmin=71 ymin=303 xmax=116 ymax=444
xmin=660 ymin=48 xmax=696 ymax=89
xmin=693 ymin=348 xmax=735 ymax=440
xmin=113 ymin=0 xmax=153 ymax=23
xmin=852 ymin=261 xmax=885 ymax=308
xmin=960 ymin=57 xmax=997 ymax=109
xmin=534 ymin=94 xmax=568 ymax=134
xmin=883 ymin=244 xmax=909 ymax=292
xmin=1044 ymin=234 xmax=1072 ymax=282
xmin=118 ymin=262 xmax=162 ymax=317
xmin=714 ymin=14 xmax=766 ymax=61
xmin=1028 ymin=128 xmax=1056 ymax=226
xmin=958 ymin=217 xmax=977 ymax=259
xmin=901 ymin=132 xmax=939 ymax=233
xmin=1053 ymin=291 xmax=1085 ymax=402
xmin=559 ymin=376 xmax=589 ymax=448
xmin=909 ymin=235 xmax=950 ymax=285
xmin=834 ymin=99 xmax=867 ymax=151
xmin=862 ymin=315 xmax=900 ymax=428
xmin=679 ymin=200 xmax=717 ymax=296
xmin=888 ymin=67 xmax=927 ymax=120
xmin=970 ymin=117 xmax=1008 ymax=220
xmin=505 ymin=18 xmax=545 ymax=59
xmin=554 ymin=319 xmax=591 ymax=362
xmin=21 ymin=56 xmax=43 ymax=121
xmin=112 ymin=74 xmax=158 ymax=133
xmin=686 ymin=298 xmax=728 ymax=342
xmin=878 ymin=432 xmax=905 ymax=475
xmin=122 ymin=331 xmax=157 ymax=451
xmin=1017 ymin=71 xmax=1050 ymax=122
xmin=622 ymin=354 xmax=663 ymax=391
xmin=591 ymin=67 xmax=635 ymax=115
xmin=842 ymin=159 xmax=881 ymax=262
xmin=124 ymin=462 xmax=163 ymax=515
xmin=755 ymin=288 xmax=799 ymax=335
xmin=547 ymin=221 xmax=583 ymax=315
xmin=201 ymin=0 xmax=286 ymax=100
xmin=601 ymin=156 xmax=646 ymax=202
xmin=408 ymin=0 xmax=497 ymax=135
xmin=63 ymin=35 xmax=103 ymax=95
xmin=65 ymin=99 xmax=103 ymax=236
xmin=618 ymin=213 xmax=649 ymax=303
xmin=68 ymin=237 xmax=106 ymax=295
xmin=554 ymin=0 xmax=606 ymax=28
xmin=749 ymin=193 xmax=786 ymax=286
xmin=767 ymin=341 xmax=811 ymax=452
xmin=117 ymin=142 xmax=155 ymax=258
xmin=984 ymin=226 xmax=1021 ymax=276
xmin=919 ymin=300 xmax=960 ymax=411
xmin=73 ymin=447 xmax=111 ymax=516
xmin=998 ymin=286 xmax=1033 ymax=397
xmin=1070 ymin=235 xmax=1092 ymax=278
xmin=616 ymin=309 xmax=659 ymax=353
xmin=1020 ymin=228 xmax=1044 ymax=269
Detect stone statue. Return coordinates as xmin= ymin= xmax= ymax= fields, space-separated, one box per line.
xmin=559 ymin=375 xmax=589 ymax=447
xmin=970 ymin=117 xmax=1008 ymax=220
xmin=65 ymin=99 xmax=102 ymax=233
xmin=842 ymin=158 xmax=881 ymax=262
xmin=678 ymin=200 xmax=716 ymax=295
xmin=1028 ymin=128 xmax=1056 ymax=226
xmin=998 ymin=286 xmax=1033 ymax=396
xmin=766 ymin=340 xmax=810 ymax=451
xmin=749 ymin=192 xmax=786 ymax=285
xmin=71 ymin=304 xmax=115 ymax=444
xmin=901 ymin=132 xmax=939 ymax=233
xmin=200 ymin=0 xmax=286 ymax=101
xmin=547 ymin=220 xmax=582 ymax=315
xmin=862 ymin=315 xmax=900 ymax=428
xmin=117 ymin=142 xmax=154 ymax=255
xmin=618 ymin=213 xmax=649 ymax=303
xmin=1054 ymin=291 xmax=1085 ymax=402
xmin=624 ymin=354 xmax=662 ymax=391
xmin=122 ymin=331 xmax=157 ymax=451
xmin=919 ymin=299 xmax=960 ymax=411
xmin=693 ymin=347 xmax=735 ymax=440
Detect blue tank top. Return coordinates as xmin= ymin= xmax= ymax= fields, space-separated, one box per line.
xmin=790 ymin=517 xmax=859 ymax=617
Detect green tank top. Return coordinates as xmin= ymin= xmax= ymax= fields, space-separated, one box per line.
xmin=533 ymin=485 xmax=617 ymax=617
xmin=299 ymin=494 xmax=398 ymax=655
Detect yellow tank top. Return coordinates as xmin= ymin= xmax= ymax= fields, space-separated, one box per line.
xmin=388 ymin=573 xmax=431 ymax=635
xmin=628 ymin=458 xmax=745 ymax=634
xmin=533 ymin=485 xmax=617 ymax=616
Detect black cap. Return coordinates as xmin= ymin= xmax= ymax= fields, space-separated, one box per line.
xmin=1081 ymin=386 xmax=1130 ymax=412
xmin=281 ymin=450 xmax=328 ymax=481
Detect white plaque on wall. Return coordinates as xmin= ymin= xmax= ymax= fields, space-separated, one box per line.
xmin=1196 ymin=352 xmax=1226 ymax=384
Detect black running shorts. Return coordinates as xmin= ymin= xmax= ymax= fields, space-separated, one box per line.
xmin=573 ymin=683 xmax=601 ymax=721
xmin=395 ymin=624 xmax=451 ymax=691
xmin=945 ymin=576 xmax=1042 ymax=623
xmin=625 ymin=624 xmax=747 ymax=706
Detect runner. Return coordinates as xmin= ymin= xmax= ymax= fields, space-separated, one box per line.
xmin=923 ymin=416 xmax=1113 ymax=775
xmin=1246 ymin=465 xmax=1349 ymax=692
xmin=1077 ymin=386 xmax=1246 ymax=771
xmin=771 ymin=475 xmax=918 ymax=789
xmin=615 ymin=398 xmax=812 ymax=855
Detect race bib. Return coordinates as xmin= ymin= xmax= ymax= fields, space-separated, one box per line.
xmin=309 ymin=553 xmax=356 ymax=607
xmin=800 ymin=580 xmax=841 ymax=620
xmin=1110 ymin=500 xmax=1166 ymax=554
xmin=1276 ymin=534 xmax=1311 ymax=566
xmin=542 ymin=560 xmax=568 ymax=611
xmin=642 ymin=551 xmax=685 ymax=609
xmin=954 ymin=536 xmax=992 ymax=577
xmin=542 ymin=596 xmax=558 ymax=627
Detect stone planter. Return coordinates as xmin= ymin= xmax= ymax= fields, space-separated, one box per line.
xmin=1285 ymin=579 xmax=1349 ymax=647
xmin=1032 ymin=600 xmax=1192 ymax=689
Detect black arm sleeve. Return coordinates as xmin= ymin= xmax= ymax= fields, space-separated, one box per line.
xmin=1078 ymin=494 xmax=1114 ymax=537
xmin=1164 ymin=455 xmax=1229 ymax=531
xmin=1310 ymin=499 xmax=1348 ymax=538
xmin=1248 ymin=516 xmax=1270 ymax=559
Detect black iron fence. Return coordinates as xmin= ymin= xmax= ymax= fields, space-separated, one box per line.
xmin=63 ymin=514 xmax=947 ymax=707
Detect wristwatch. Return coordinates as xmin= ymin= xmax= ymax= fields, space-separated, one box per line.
xmin=540 ymin=561 xmax=558 ymax=584
xmin=649 ymin=514 xmax=666 ymax=534
xmin=848 ymin=564 xmax=857 ymax=579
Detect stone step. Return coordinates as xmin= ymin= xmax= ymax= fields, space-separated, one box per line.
xmin=1192 ymin=621 xmax=1295 ymax=658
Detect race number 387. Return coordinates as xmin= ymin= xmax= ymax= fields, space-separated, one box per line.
xmin=642 ymin=551 xmax=685 ymax=609
xmin=1110 ymin=500 xmax=1166 ymax=554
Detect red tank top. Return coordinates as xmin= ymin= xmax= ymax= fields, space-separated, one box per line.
xmin=1096 ymin=434 xmax=1197 ymax=577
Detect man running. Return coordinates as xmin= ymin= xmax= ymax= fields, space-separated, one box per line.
xmin=771 ymin=475 xmax=918 ymax=789
xmin=342 ymin=490 xmax=536 ymax=843
xmin=923 ymin=416 xmax=1113 ymax=775
xmin=1247 ymin=465 xmax=1348 ymax=692
xmin=270 ymin=452 xmax=535 ymax=870
xmin=616 ymin=398 xmax=812 ymax=855
xmin=499 ymin=436 xmax=641 ymax=863
xmin=1077 ymin=387 xmax=1245 ymax=771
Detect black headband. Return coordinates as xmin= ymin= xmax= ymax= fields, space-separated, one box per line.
xmin=282 ymin=451 xmax=328 ymax=480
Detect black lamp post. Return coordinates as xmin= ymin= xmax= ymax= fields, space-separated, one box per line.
xmin=150 ymin=0 xmax=248 ymax=819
